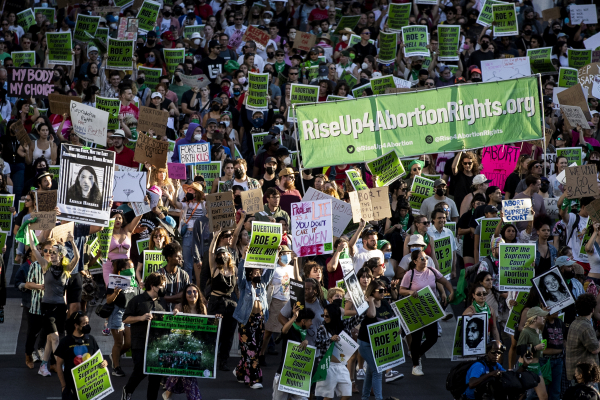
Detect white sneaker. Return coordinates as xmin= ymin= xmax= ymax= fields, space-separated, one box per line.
xmin=250 ymin=383 xmax=263 ymax=389
xmin=412 ymin=366 xmax=424 ymax=376
xmin=385 ymin=370 xmax=404 ymax=382
xmin=356 ymin=368 xmax=366 ymax=380
xmin=37 ymin=349 xmax=44 ymax=361
xmin=31 ymin=352 xmax=39 ymax=363
xmin=162 ymin=392 xmax=170 ymax=400
xmin=38 ymin=363 xmax=51 ymax=377
xmin=233 ymin=369 xmax=244 ymax=383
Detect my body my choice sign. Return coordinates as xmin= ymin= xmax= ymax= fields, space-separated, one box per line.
xmin=295 ymin=76 xmax=541 ymax=168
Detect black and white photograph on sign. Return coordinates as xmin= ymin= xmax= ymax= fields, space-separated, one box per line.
xmin=532 ymin=268 xmax=575 ymax=314
xmin=112 ymin=171 xmax=146 ymax=202
xmin=131 ymin=200 xmax=151 ymax=216
xmin=463 ymin=313 xmax=487 ymax=356
xmin=57 ymin=144 xmax=115 ymax=227
xmin=344 ymin=270 xmax=368 ymax=315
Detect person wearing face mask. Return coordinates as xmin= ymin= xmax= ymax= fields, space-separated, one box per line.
xmin=335 ymin=50 xmax=360 ymax=79
xmin=333 ymin=27 xmax=354 ymax=61
xmin=157 ymin=7 xmax=180 ymax=34
xmin=420 ymin=179 xmax=460 ymax=223
xmin=171 ymin=123 xmax=207 ymax=163
xmin=258 ymin=157 xmax=280 ymax=192
xmin=467 ymin=35 xmax=495 ymax=71
xmin=222 ymin=158 xmax=261 ymax=191
xmin=137 ymin=30 xmax=163 ymax=64
xmin=400 ymin=55 xmax=430 ymax=84
xmin=543 ymin=20 xmax=563 ymax=47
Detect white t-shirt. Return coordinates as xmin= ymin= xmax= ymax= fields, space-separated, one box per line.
xmin=568 ymin=212 xmax=590 ymax=263
xmin=232 ymin=179 xmax=249 ymax=191
xmin=271 ymin=263 xmax=295 ymax=301
xmin=352 ymin=248 xmax=384 ymax=272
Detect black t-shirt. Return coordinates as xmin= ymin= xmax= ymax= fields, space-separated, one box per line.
xmin=277 ymin=324 xmax=304 ymax=374
xmin=503 ymin=172 xmax=523 ymax=197
xmin=352 ymin=42 xmax=378 ymax=65
xmin=54 ymin=334 xmax=100 ymax=387
xmin=199 ymin=56 xmax=226 ymax=83
xmin=452 ymin=172 xmax=475 ymax=213
xmin=123 ymin=291 xmax=165 ymax=349
xmin=467 ymin=50 xmax=495 ymax=70
xmin=107 ymin=286 xmax=142 ymax=309
xmin=458 ymin=210 xmax=475 ymax=257
xmin=300 ymin=177 xmax=315 ymax=196
xmin=444 ymin=155 xmax=456 ymax=195
xmin=358 ymin=300 xmax=394 ymax=342
xmin=181 ymin=89 xmax=199 ymax=112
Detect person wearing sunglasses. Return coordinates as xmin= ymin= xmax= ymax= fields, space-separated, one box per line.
xmin=451 ymin=151 xmax=481 ymax=215
xmin=275 ymin=168 xmax=302 ymax=216
xmin=399 ymin=249 xmax=453 ymax=376
xmin=402 ymin=216 xmax=439 ymax=269
xmin=352 ymin=28 xmax=377 ymax=66
xmin=462 ymin=283 xmax=501 ymax=345
xmin=513 ymin=159 xmax=554 ymax=198
xmin=403 ymin=159 xmax=424 ymax=188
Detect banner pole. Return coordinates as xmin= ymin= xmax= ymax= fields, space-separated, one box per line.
xmin=538 ymin=73 xmax=548 ymax=177
xmin=292 ymin=105 xmax=307 ymax=196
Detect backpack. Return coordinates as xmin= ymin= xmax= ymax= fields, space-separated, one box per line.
xmin=445 ymin=357 xmax=485 ymax=399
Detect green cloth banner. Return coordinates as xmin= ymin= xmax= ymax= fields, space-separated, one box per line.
xmin=434 ymin=234 xmax=453 ymax=278
xmin=346 ymin=169 xmax=368 ymax=190
xmin=183 ymin=25 xmax=205 ymax=39
xmin=504 ymin=291 xmax=528 ymax=335
xmin=568 ymin=49 xmax=592 ymax=69
xmin=0 ymin=194 xmax=14 ymax=233
xmin=96 ymin=96 xmax=121 ymax=130
xmin=499 ymin=243 xmax=535 ymax=291
xmin=391 ymin=286 xmax=445 ymax=334
xmin=71 ymin=350 xmax=113 ymax=400
xmin=409 ymin=176 xmax=434 ymax=212
xmin=107 ymin=37 xmax=134 ymax=70
xmin=278 ymin=340 xmax=316 ymax=397
xmin=143 ymin=250 xmax=167 ymax=280
xmin=438 ymin=25 xmax=460 ymax=61
xmin=16 ymin=9 xmax=35 ymax=32
xmin=378 ymin=31 xmax=397 ymax=64
xmin=478 ymin=218 xmax=500 ymax=260
xmin=195 ymin=161 xmax=221 ymax=192
xmin=97 ymin=219 xmax=115 ymax=259
xmin=492 ymin=3 xmax=518 ymax=36
xmin=74 ymin=14 xmax=100 ymax=42
xmin=245 ymin=221 xmax=282 ymax=268
xmin=402 ymin=25 xmax=430 ymax=57
xmin=12 ymin=51 xmax=35 ymax=67
xmin=163 ymin=48 xmax=185 ymax=74
xmin=46 ymin=32 xmax=73 ymax=65
xmin=387 ymin=3 xmax=411 ymax=33
xmin=289 ymin=83 xmax=318 ymax=122
xmin=35 ymin=7 xmax=55 ymax=24
xmin=139 ymin=66 xmax=162 ymax=89
xmin=246 ymin=72 xmax=269 ymax=111
xmin=367 ymin=150 xmax=405 ymax=186
xmin=137 ymin=0 xmax=161 ymax=34
xmin=367 ymin=317 xmax=404 ymax=372
xmin=334 ymin=15 xmax=360 ymax=34
xmin=527 ymin=47 xmax=555 ymax=74
xmin=477 ymin=0 xmax=508 ymax=27
xmin=312 ymin=343 xmax=334 ymax=383
xmin=296 ymin=76 xmax=542 ymax=168
xmin=556 ymin=147 xmax=582 ymax=166
xmin=559 ymin=67 xmax=579 ymax=87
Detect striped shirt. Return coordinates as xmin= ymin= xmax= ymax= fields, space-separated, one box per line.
xmin=26 ymin=262 xmax=44 ymax=315
xmin=157 ymin=267 xmax=191 ymax=312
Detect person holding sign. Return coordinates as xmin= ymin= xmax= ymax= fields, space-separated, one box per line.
xmin=521 ymin=214 xmax=558 ymax=276
xmin=135 ymin=227 xmax=171 ymax=287
xmin=516 ymin=306 xmax=550 ymax=400
xmin=558 ymin=192 xmax=593 ymax=272
xmin=101 ymin=210 xmax=143 ymax=287
xmin=462 ymin=283 xmax=501 ymax=344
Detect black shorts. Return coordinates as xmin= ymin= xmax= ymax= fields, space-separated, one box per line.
xmin=66 ymin=273 xmax=83 ymax=304
xmin=41 ymin=303 xmax=68 ymax=335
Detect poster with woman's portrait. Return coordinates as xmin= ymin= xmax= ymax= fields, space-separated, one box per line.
xmin=57 ymin=144 xmax=115 ymax=227
xmin=463 ymin=313 xmax=487 ymax=356
xmin=344 ymin=270 xmax=368 ymax=316
xmin=533 ymin=268 xmax=575 ymax=315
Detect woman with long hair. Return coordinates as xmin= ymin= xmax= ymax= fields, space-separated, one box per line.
xmin=147 ymin=163 xmax=175 ymax=208
xmin=493 ymin=221 xmax=519 ymax=244
xmin=13 ymin=97 xmax=39 ymax=133
xmin=521 ymin=214 xmax=558 ymax=276
xmin=220 ymin=112 xmax=240 ymax=152
xmin=473 ymin=271 xmax=506 ymax=332
xmin=211 ymin=159 xmax=234 ymax=194
xmin=86 ymin=62 xmax=100 ymax=87
xmin=13 ymin=190 xmax=36 ymax=264
xmin=142 ymin=48 xmax=167 ymax=75
xmin=538 ymin=271 xmax=570 ymax=308
xmin=304 ymin=260 xmax=328 ymax=298
xmin=418 ymin=154 xmax=437 ymax=176
xmin=450 ymin=151 xmax=481 ymax=212
xmin=0 ymin=88 xmax=11 ymax=126
xmin=135 ymin=226 xmax=171 ymax=286
xmin=73 ymin=76 xmax=91 ymax=98
xmin=71 ymin=43 xmax=88 ymax=79
xmin=333 ymin=81 xmax=352 ymax=98
xmin=549 ymin=156 xmax=568 ymax=198
xmin=82 ymin=85 xmax=100 ymax=107
xmin=463 ymin=281 xmax=501 ymax=343
xmin=65 ymin=166 xmax=103 ymax=207
xmin=21 ymin=123 xmax=57 ymax=166
xmin=563 ymin=362 xmax=600 ymax=399
xmin=551 ymin=41 xmax=568 ymax=68
xmin=504 ymin=154 xmax=532 ymax=199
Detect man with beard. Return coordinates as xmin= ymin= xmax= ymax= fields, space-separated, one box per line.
xmin=465 ymin=317 xmax=484 ymax=349
xmin=276 ymin=168 xmax=301 ymax=216
xmin=157 ymin=242 xmax=190 ymax=312
xmin=107 ymin=130 xmax=139 ymax=168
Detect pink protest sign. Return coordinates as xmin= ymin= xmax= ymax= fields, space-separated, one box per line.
xmin=481 ymin=145 xmax=520 ymax=192
xmin=290 ymin=199 xmax=334 ymax=257
xmin=168 ymin=163 xmax=187 ymax=180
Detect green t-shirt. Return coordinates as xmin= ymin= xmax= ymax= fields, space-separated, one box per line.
xmin=0 ymin=53 xmax=10 ymax=66
xmin=169 ymin=84 xmax=191 ymax=106
xmin=517 ymin=327 xmax=543 ymax=359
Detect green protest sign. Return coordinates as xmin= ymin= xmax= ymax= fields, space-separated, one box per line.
xmin=96 ymin=96 xmax=121 ymax=130
xmin=392 ymin=286 xmax=445 ymax=334
xmin=312 ymin=343 xmax=333 ymax=383
xmin=137 ymin=0 xmax=161 ymax=33
xmin=409 ymin=176 xmax=434 ymax=212
xmin=378 ymin=31 xmax=397 ymax=64
xmin=434 ymin=234 xmax=453 ymax=278
xmin=387 ymin=3 xmax=411 ymax=33
xmin=144 ymin=312 xmax=220 ymax=378
xmin=559 ymin=67 xmax=579 ymax=87
xmin=16 ymin=9 xmax=35 ymax=31
xmin=195 ymin=161 xmax=222 ymax=192
xmin=445 ymin=221 xmax=456 ymax=235
xmin=402 ymin=25 xmax=429 ymax=57
xmin=352 ymin=82 xmax=371 ymax=98
xmin=139 ymin=66 xmax=162 ymax=89
xmin=143 ymin=250 xmax=167 ymax=280
xmin=492 ymin=3 xmax=518 ymax=36
xmin=452 ymin=317 xmax=478 ymax=361
xmin=87 ymin=237 xmax=102 ymax=274
xmin=136 ymin=238 xmax=149 ymax=255
xmin=339 ymin=70 xmax=357 ymax=89
xmin=183 ymin=25 xmax=205 ymax=39
xmin=163 ymin=48 xmax=185 ymax=74
xmin=278 ymin=340 xmax=316 ymax=397
xmin=245 ymin=221 xmax=282 ymax=268
xmin=478 ymin=218 xmax=500 ymax=260
xmin=97 ymin=219 xmax=115 ymax=259
xmin=367 ymin=317 xmax=404 ymax=372
xmin=346 ymin=170 xmax=368 ymax=191
xmin=0 ymin=194 xmax=14 ymax=233
xmin=71 ymin=350 xmax=113 ymax=400
xmin=288 ymin=84 xmax=318 ymax=122
xmin=114 ymin=0 xmax=134 ymax=7
xmin=477 ymin=0 xmax=509 ymax=27
xmin=334 ymin=15 xmax=360 ymax=34
xmin=296 ymin=76 xmax=542 ymax=169
xmin=438 ymin=25 xmax=460 ymax=61
xmin=527 ymin=47 xmax=555 ymax=74
xmin=246 ymin=72 xmax=269 ymax=111
xmin=95 ymin=27 xmax=109 ymax=43
xmin=12 ymin=51 xmax=35 ymax=67
xmin=568 ymin=49 xmax=592 ymax=69
xmin=367 ymin=150 xmax=405 ymax=186
xmin=499 ymin=243 xmax=535 ymax=291
xmin=46 ymin=32 xmax=73 ymax=65
xmin=557 ymin=147 xmax=582 ymax=166
xmin=107 ymin=38 xmax=134 ymax=70
xmin=326 ymin=95 xmax=348 ymax=102
xmin=49 ymin=165 xmax=60 ymax=181
xmin=579 ymin=220 xmax=592 ymax=255
xmin=504 ymin=292 xmax=528 ymax=335
xmin=35 ymin=8 xmax=55 ymax=24
xmin=251 ymin=132 xmax=269 ymax=155
xmin=73 ymin=14 xmax=100 ymax=42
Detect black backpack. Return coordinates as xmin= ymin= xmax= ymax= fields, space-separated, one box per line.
xmin=446 ymin=357 xmax=485 ymax=399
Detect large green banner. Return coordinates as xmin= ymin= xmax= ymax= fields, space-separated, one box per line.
xmin=378 ymin=31 xmax=397 ymax=64
xmin=409 ymin=175 xmax=434 ymax=212
xmin=74 ymin=14 xmax=100 ymax=42
xmin=163 ymin=48 xmax=185 ymax=74
xmin=402 ymin=25 xmax=429 ymax=57
xmin=367 ymin=150 xmax=405 ymax=187
xmin=392 ymin=286 xmax=445 ymax=334
xmin=478 ymin=218 xmax=500 ymax=261
xmin=245 ymin=221 xmax=282 ymax=268
xmin=527 ymin=47 xmax=555 ymax=74
xmin=97 ymin=219 xmax=115 ymax=259
xmin=387 ymin=3 xmax=411 ymax=33
xmin=46 ymin=32 xmax=73 ymax=65
xmin=278 ymin=340 xmax=316 ymax=397
xmin=296 ymin=77 xmax=542 ymax=168
xmin=367 ymin=317 xmax=404 ymax=372
xmin=0 ymin=194 xmax=14 ymax=233
xmin=492 ymin=3 xmax=518 ymax=36
xmin=96 ymin=96 xmax=121 ymax=130
xmin=144 ymin=312 xmax=220 ymax=378
xmin=137 ymin=0 xmax=161 ymax=34
xmin=143 ymin=250 xmax=167 ymax=280
xmin=559 ymin=67 xmax=579 ymax=87
xmin=139 ymin=66 xmax=162 ymax=89
xmin=434 ymin=234 xmax=453 ymax=278
xmin=438 ymin=25 xmax=460 ymax=61
xmin=504 ymin=291 xmax=528 ymax=335
xmin=107 ymin=38 xmax=134 ymax=70
xmin=246 ymin=72 xmax=269 ymax=111
xmin=499 ymin=243 xmax=535 ymax=291
xmin=71 ymin=350 xmax=113 ymax=400
xmin=568 ymin=49 xmax=592 ymax=69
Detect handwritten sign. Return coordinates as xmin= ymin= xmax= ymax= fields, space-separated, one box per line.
xmin=293 ymin=32 xmax=317 ymax=52
xmin=134 ymin=133 xmax=169 ymax=168
xmin=303 ymin=187 xmax=352 ymax=237
xmin=178 ymin=74 xmax=210 ymax=89
xmin=560 ymin=105 xmax=591 ymax=129
xmin=205 ymin=192 xmax=236 ymax=231
xmin=11 ymin=120 xmax=31 ymax=147
xmin=30 ymin=211 xmax=57 ymax=230
xmin=290 ymin=199 xmax=333 ymax=257
xmin=565 ymin=164 xmax=599 ymax=199
xmin=349 ymin=189 xmax=374 ymax=223
xmin=502 ymin=199 xmax=533 ymax=222
xmin=51 ymin=222 xmax=74 ymax=242
xmin=167 ymin=163 xmax=187 ymax=180
xmin=242 ymin=26 xmax=270 ymax=50
xmin=586 ymin=199 xmax=600 ymax=224
xmin=70 ymin=101 xmax=109 ymax=146
xmin=179 ymin=143 xmax=210 ymax=165
xmin=138 ymin=106 xmax=169 ymax=137
xmin=6 ymin=67 xmax=54 ymax=98
xmin=556 ymin=83 xmax=591 ymax=120
xmin=241 ymin=188 xmax=264 ymax=215
xmin=570 ymin=4 xmax=598 ymax=25
xmin=35 ymin=190 xmax=57 ymax=212
xmin=481 ymin=145 xmax=520 ymax=191
xmin=48 ymin=93 xmax=81 ymax=115
xmin=371 ymin=187 xmax=392 ymax=220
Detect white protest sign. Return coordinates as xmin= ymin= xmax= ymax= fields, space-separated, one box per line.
xmin=585 ymin=32 xmax=600 ymax=50
xmin=108 ymin=274 xmax=131 ymax=289
xmin=69 ymin=101 xmax=109 ymax=146
xmin=552 ymin=87 xmax=566 ymax=108
xmin=544 ymin=197 xmax=559 ymax=221
xmin=481 ymin=57 xmax=531 ymax=82
xmin=290 ymin=199 xmax=333 ymax=257
xmin=502 ymin=198 xmax=533 ymax=222
xmin=112 ymin=171 xmax=146 ymax=202
xmin=570 ymin=5 xmax=598 ymax=25
xmin=556 ymin=162 xmax=578 ymax=185
xmin=339 ymin=258 xmax=354 ymax=274
xmin=333 ymin=331 xmax=359 ymax=365
xmin=179 ymin=143 xmax=210 ymax=165
xmin=303 ymin=187 xmax=352 ymax=237
xmin=560 ymin=105 xmax=591 ymax=129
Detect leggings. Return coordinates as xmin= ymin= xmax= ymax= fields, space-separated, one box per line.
xmin=409 ymin=322 xmax=439 ymax=367
xmin=25 ymin=309 xmax=45 ymax=355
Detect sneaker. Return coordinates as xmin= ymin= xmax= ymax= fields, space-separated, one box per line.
xmin=259 ymin=355 xmax=267 ymax=367
xmin=385 ymin=370 xmax=404 ymax=383
xmin=250 ymin=383 xmax=263 ymax=389
xmin=112 ymin=366 xmax=126 ymax=377
xmin=162 ymin=392 xmax=170 ymax=400
xmin=121 ymin=386 xmax=132 ymax=400
xmin=31 ymin=351 xmax=40 ymax=363
xmin=38 ymin=363 xmax=51 ymax=377
xmin=442 ymin=312 xmax=454 ymax=321
xmin=37 ymin=349 xmax=45 ymax=361
xmin=356 ymin=368 xmax=366 ymax=380
xmin=234 ymin=369 xmax=244 ymax=383
xmin=412 ymin=366 xmax=424 ymax=376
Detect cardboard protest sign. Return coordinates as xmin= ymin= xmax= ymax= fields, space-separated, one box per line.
xmin=303 ymin=187 xmax=352 ymax=237
xmin=556 ymin=147 xmax=582 ymax=166
xmin=278 ymin=341 xmax=316 ymax=397
xmin=245 ymin=221 xmax=282 ymax=268
xmin=7 ymin=67 xmax=54 ymax=98
xmin=240 ymin=188 xmax=264 ymax=215
xmin=349 ymin=190 xmax=373 ymax=223
xmin=542 ymin=7 xmax=561 ymax=21
xmin=112 ymin=172 xmax=146 ymax=202
xmin=46 ymin=32 xmax=73 ymax=66
xmin=463 ymin=313 xmax=487 ymax=356
xmin=499 ymin=243 xmax=535 ymax=291
xmin=205 ymin=192 xmax=236 ymax=231
xmin=94 ymin=6 xmax=121 ymax=17
xmin=16 ymin=9 xmax=35 ymax=31
xmin=163 ymin=48 xmax=185 ymax=74
xmin=95 ymin=96 xmax=121 ymax=131
xmin=71 ymin=350 xmax=114 ymax=400
xmin=12 ymin=51 xmax=35 ymax=67
xmin=138 ymin=106 xmax=169 ymax=137
xmin=492 ymin=3 xmax=518 ymax=36
xmin=378 ymin=31 xmax=397 ymax=64
xmin=479 ymin=218 xmax=500 ymax=261
xmin=367 ymin=318 xmax=404 ymax=373
xmin=178 ymin=74 xmax=210 ymax=89
xmin=246 ymin=72 xmax=269 ymax=111
xmin=387 ymin=3 xmax=411 ymax=32
xmin=242 ymin=25 xmax=270 ymax=50
xmin=559 ymin=67 xmax=579 ymax=87
xmin=138 ymin=67 xmax=162 ymax=89
xmin=290 ymin=199 xmax=333 ymax=257
xmin=142 ymin=250 xmax=167 ymax=280
xmin=293 ymin=31 xmax=317 ymax=52
xmin=570 ymin=4 xmax=598 ymax=25
xmin=29 ymin=212 xmax=56 ymax=230
xmin=107 ymin=38 xmax=134 ymax=70
xmin=144 ymin=312 xmax=220 ymax=378
xmin=568 ymin=49 xmax=592 ymax=69
xmin=35 ymin=190 xmax=57 ymax=212
xmin=57 ymin=145 xmax=115 ymax=227
xmin=333 ymin=15 xmax=361 ymax=34
xmin=502 ymin=198 xmax=533 ymax=223
xmin=481 ymin=145 xmax=520 ymax=191
xmin=367 ymin=151 xmax=405 ymax=187
xmin=533 ymin=268 xmax=575 ymax=315
xmin=136 ymin=0 xmax=160 ymax=33
xmin=49 ymin=93 xmax=81 ymax=115
xmin=409 ymin=176 xmax=435 ymax=212
xmin=587 ymin=199 xmax=600 ymax=224
xmin=73 ymin=14 xmax=100 ymax=42
xmin=11 ymin=120 xmax=32 ymax=148
xmin=438 ymin=25 xmax=460 ymax=61
xmin=134 ymin=133 xmax=169 ymax=168
xmin=402 ymin=25 xmax=429 ymax=57
xmin=527 ymin=47 xmax=555 ymax=74
xmin=70 ymin=101 xmax=109 ymax=147
xmin=50 ymin=222 xmax=75 ymax=243
xmin=167 ymin=163 xmax=186 ymax=180
xmin=565 ymin=164 xmax=599 ymax=198
xmin=179 ymin=143 xmax=210 ymax=165
xmin=371 ymin=186 xmax=392 ymax=220
xmin=345 ymin=169 xmax=368 ymax=191
xmin=391 ymin=286 xmax=445 ymax=334
xmin=561 ymin=105 xmax=591 ymax=129
xmin=194 ymin=162 xmax=221 ymax=192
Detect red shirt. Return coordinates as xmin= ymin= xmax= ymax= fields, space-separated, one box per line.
xmin=195 ymin=4 xmax=213 ymax=21
xmin=120 ymin=103 xmax=139 ymax=120
xmin=107 ymin=146 xmax=139 ymax=169
xmin=275 ymin=186 xmax=302 ymax=216
xmin=324 ymin=165 xmax=353 ymax=187
xmin=308 ymin=8 xmax=328 ymax=21
xmin=325 ymin=256 xmax=344 ymax=289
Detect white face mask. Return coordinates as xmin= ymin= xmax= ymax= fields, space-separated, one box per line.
xmin=221 ymin=121 xmax=230 ymax=127
xmin=342 ymin=35 xmax=348 ymax=41
xmin=284 ymin=156 xmax=291 ymax=165
xmin=238 ymin=77 xmax=247 ymax=84
xmin=194 ymin=133 xmax=203 ymax=141
xmin=275 ymin=124 xmax=284 ymax=132
xmin=41 ymin=2 xmax=48 ymax=7
xmin=193 ymin=39 xmax=201 ymax=45
xmin=361 ymin=62 xmax=368 ymax=69
xmin=110 ymin=23 xmax=117 ymax=29
xmin=263 ymin=18 xmax=271 ymax=24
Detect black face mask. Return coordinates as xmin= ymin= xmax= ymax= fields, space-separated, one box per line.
xmin=523 ymin=30 xmax=532 ymax=36
xmin=562 ymin=270 xmax=575 ymax=280
xmin=332 ymin=298 xmax=343 ymax=307
xmin=553 ymin=28 xmax=561 ymax=34
xmin=163 ymin=11 xmax=171 ymax=17
xmin=174 ymin=75 xmax=182 ymax=82
xmin=267 ymin=52 xmax=274 ymax=58
xmin=186 ymin=193 xmax=194 ymax=201
xmin=234 ymin=196 xmax=242 ymax=206
xmin=304 ymin=168 xmax=312 ymax=175
xmin=212 ymin=104 xmax=220 ymax=111
xmin=419 ymin=79 xmax=426 ymax=85
xmin=252 ymin=275 xmax=262 ymax=283
xmin=481 ymin=42 xmax=489 ymax=50
xmin=413 ymin=64 xmax=422 ymax=70
xmin=436 ymin=188 xmax=445 ymax=196
xmin=471 ymin=78 xmax=482 ymax=83
xmin=80 ymin=325 xmax=91 ymax=334
xmin=157 ymin=287 xmax=166 ymax=297
xmin=147 ymin=38 xmax=156 ymax=44
xmin=234 ymin=169 xmax=244 ymax=179
xmin=266 ymin=166 xmax=275 ymax=174
xmin=137 ymin=78 xmax=145 ymax=85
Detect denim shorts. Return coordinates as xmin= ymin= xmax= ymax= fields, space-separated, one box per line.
xmin=107 ymin=305 xmax=130 ymax=331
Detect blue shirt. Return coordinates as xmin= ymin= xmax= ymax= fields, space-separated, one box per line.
xmin=465 ymin=361 xmax=505 ymax=399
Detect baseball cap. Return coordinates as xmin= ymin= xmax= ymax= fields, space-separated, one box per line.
xmin=206 ymin=118 xmax=218 ymax=125
xmin=527 ymin=307 xmax=549 ymax=319
xmin=208 ymin=40 xmax=220 ymax=49
xmin=147 ymin=31 xmax=158 ymax=38
xmin=278 ymin=167 xmax=299 ymax=177
xmin=151 ymin=92 xmax=162 ymax=99
xmin=269 ymin=126 xmax=281 ymax=135
xmin=434 ymin=178 xmax=446 ymax=187
xmin=265 ymin=157 xmax=277 ymax=165
xmin=473 ymin=174 xmax=492 ymax=185
xmin=555 ymin=256 xmax=576 ymax=267
xmin=484 ymin=205 xmax=498 ymax=214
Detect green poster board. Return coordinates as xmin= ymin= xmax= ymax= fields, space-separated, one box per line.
xmin=195 ymin=161 xmax=222 ymax=192
xmin=46 ymin=32 xmax=73 ymax=66
xmin=434 ymin=234 xmax=453 ymax=278
xmin=245 ymin=221 xmax=282 ymax=268
xmin=97 ymin=219 xmax=115 ymax=259
xmin=345 ymin=169 xmax=368 ymax=191
xmin=387 ymin=3 xmax=411 ymax=33
xmin=96 ymin=96 xmax=121 ymax=130
xmin=73 ymin=14 xmax=100 ymax=42
xmin=556 ymin=147 xmax=582 ymax=166
xmin=163 ymin=48 xmax=185 ymax=74
xmin=367 ymin=150 xmax=405 ymax=187
xmin=71 ymin=350 xmax=113 ymax=400
xmin=402 ymin=25 xmax=430 ymax=57
xmin=183 ymin=25 xmax=205 ymax=39
xmin=288 ymin=83 xmax=318 ymax=122
xmin=559 ymin=67 xmax=579 ymax=87
xmin=378 ymin=31 xmax=397 ymax=64
xmin=107 ymin=37 xmax=134 ymax=70
xmin=527 ymin=47 xmax=555 ymax=74
xmin=568 ymin=49 xmax=592 ymax=69
xmin=138 ymin=66 xmax=162 ymax=89
xmin=367 ymin=317 xmax=404 ymax=372
xmin=334 ymin=15 xmax=360 ymax=34
xmin=136 ymin=238 xmax=150 ymax=255
xmin=246 ymin=72 xmax=269 ymax=111
xmin=136 ymin=0 xmax=161 ymax=34
xmin=251 ymin=132 xmax=269 ymax=155
xmin=504 ymin=292 xmax=528 ymax=335
xmin=143 ymin=250 xmax=167 ymax=280
xmin=16 ymin=9 xmax=35 ymax=32
xmin=438 ymin=25 xmax=460 ymax=61
xmin=499 ymin=243 xmax=535 ymax=291
xmin=478 ymin=218 xmax=500 ymax=261
xmin=476 ymin=0 xmax=508 ymax=27
xmin=492 ymin=3 xmax=518 ymax=36
xmin=445 ymin=221 xmax=456 ymax=235
xmin=34 ymin=7 xmax=55 ymax=24
xmin=391 ymin=286 xmax=445 ymax=334
xmin=409 ymin=175 xmax=434 ymax=212
xmin=278 ymin=340 xmax=316 ymax=397
xmin=11 ymin=51 xmax=35 ymax=67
